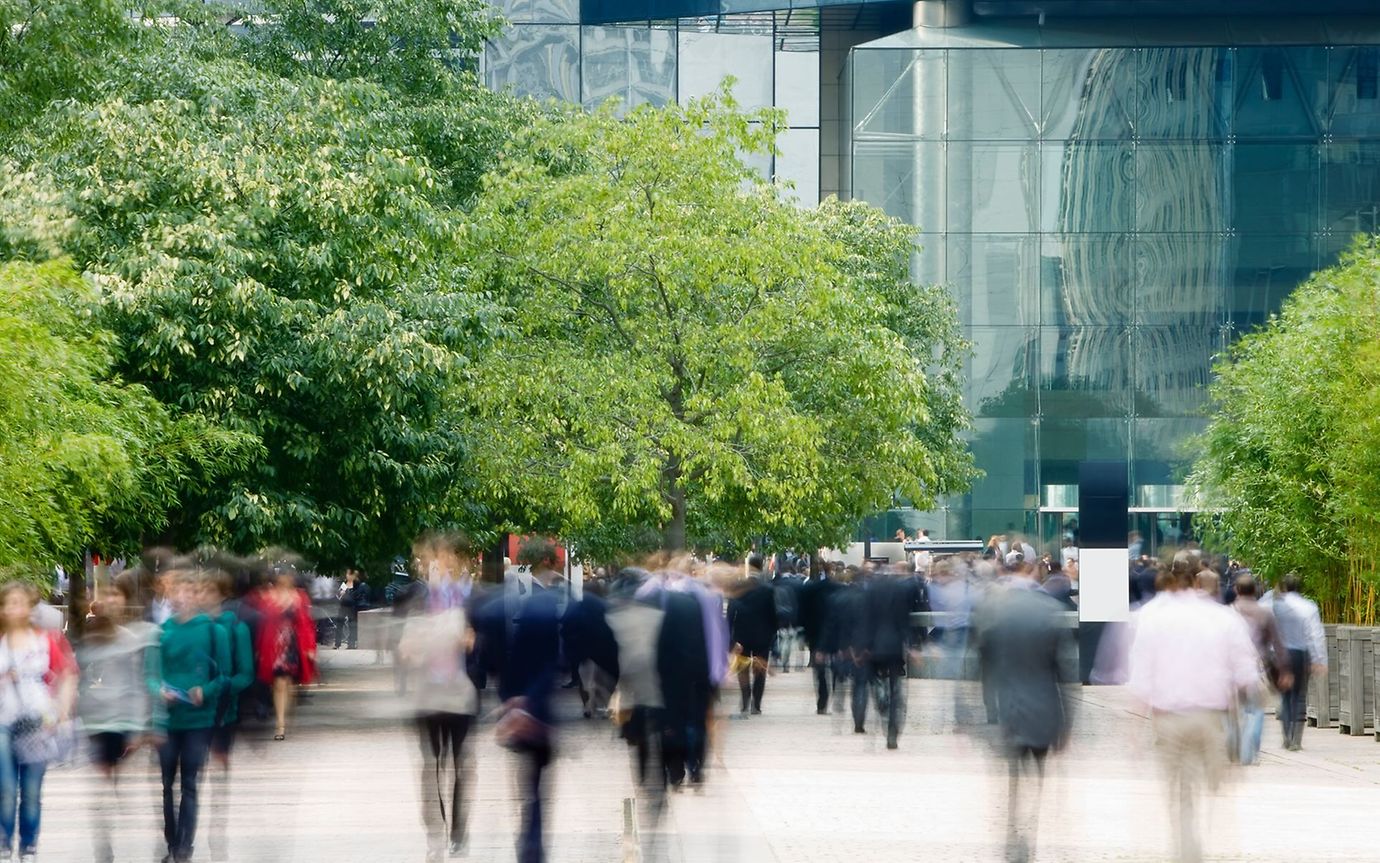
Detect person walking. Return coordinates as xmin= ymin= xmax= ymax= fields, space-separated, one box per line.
xmin=1128 ymin=553 xmax=1258 ymax=863
xmin=1271 ymin=572 xmax=1327 ymax=752
xmin=1229 ymin=573 xmax=1290 ymax=764
xmin=860 ymin=567 xmax=921 ymax=750
xmin=727 ymin=555 xmax=776 ymax=716
xmin=249 ymin=566 xmax=316 ymax=741
xmin=154 ymin=567 xmax=231 ymax=863
xmin=336 ymin=569 xmax=370 ymax=650
xmin=78 ymin=572 xmax=156 ymax=863
xmin=800 ymin=565 xmax=840 ymax=715
xmin=0 ymin=582 xmax=77 ymax=863
xmin=976 ymin=567 xmax=1075 ymax=863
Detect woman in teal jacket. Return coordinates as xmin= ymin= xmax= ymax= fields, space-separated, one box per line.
xmin=152 ymin=566 xmax=230 ymax=863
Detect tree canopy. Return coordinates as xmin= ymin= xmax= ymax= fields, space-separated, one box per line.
xmin=1189 ymin=238 xmax=1380 ymax=623
xmin=463 ymin=92 xmax=974 ymax=555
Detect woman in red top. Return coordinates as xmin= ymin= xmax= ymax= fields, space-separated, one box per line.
xmin=249 ymin=570 xmax=316 ymax=741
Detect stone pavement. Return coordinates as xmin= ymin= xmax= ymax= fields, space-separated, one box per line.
xmin=36 ymin=650 xmax=1380 ymax=862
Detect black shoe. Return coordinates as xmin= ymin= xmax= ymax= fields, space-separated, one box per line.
xmin=448 ymin=839 xmax=467 ymax=857
xmin=816 ymin=708 xmax=828 ymax=716
xmin=750 ymin=708 xmax=762 ymax=715
xmin=886 ymin=737 xmax=899 ymax=750
xmin=854 ymin=725 xmax=866 ymax=734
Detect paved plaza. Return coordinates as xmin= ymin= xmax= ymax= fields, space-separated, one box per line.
xmin=38 ymin=650 xmax=1380 ymax=863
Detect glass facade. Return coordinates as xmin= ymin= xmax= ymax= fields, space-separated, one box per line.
xmin=848 ymin=36 xmax=1380 ymax=547
xmin=483 ymin=10 xmax=823 ymax=203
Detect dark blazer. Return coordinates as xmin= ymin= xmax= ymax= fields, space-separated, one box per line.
xmin=799 ymin=576 xmax=839 ymax=651
xmin=656 ymin=590 xmax=711 ymax=725
xmin=864 ymin=575 xmax=920 ymax=662
xmin=500 ymin=582 xmax=563 ymax=725
xmin=820 ymin=584 xmax=865 ymax=656
xmin=977 ymin=585 xmax=1074 ymax=751
xmin=728 ymin=576 xmax=778 ymax=655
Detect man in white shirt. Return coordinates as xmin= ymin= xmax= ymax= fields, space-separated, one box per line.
xmin=1128 ymin=552 xmax=1259 ymax=863
xmin=1271 ymin=573 xmax=1327 ymax=751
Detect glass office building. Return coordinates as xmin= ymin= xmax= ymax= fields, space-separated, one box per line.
xmin=483 ymin=2 xmax=1380 ymax=552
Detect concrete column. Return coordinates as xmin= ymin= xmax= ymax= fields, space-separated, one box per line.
xmin=914 ymin=0 xmax=972 ymax=29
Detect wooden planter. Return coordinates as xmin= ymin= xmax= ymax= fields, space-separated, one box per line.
xmin=1307 ymin=624 xmax=1340 ymax=728
xmin=1337 ymin=626 xmax=1374 ymax=735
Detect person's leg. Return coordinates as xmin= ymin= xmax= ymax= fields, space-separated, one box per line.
xmin=885 ymin=661 xmax=905 ymax=747
xmin=813 ymin=654 xmax=829 ymax=713
xmin=737 ymin=662 xmax=751 ymax=715
xmin=448 ymin=715 xmax=473 ymax=849
xmin=0 ymin=730 xmax=16 ymax=856
xmin=416 ymin=715 xmax=445 ymax=856
xmin=1240 ymin=702 xmax=1264 ymax=765
xmin=685 ymin=691 xmax=707 ymax=784
xmin=157 ymin=732 xmax=181 ymax=857
xmin=273 ymin=676 xmax=290 ymax=737
xmin=347 ymin=609 xmax=359 ymax=648
xmin=517 ymin=745 xmax=550 ymax=863
xmin=850 ymin=661 xmax=868 ymax=732
xmin=173 ymin=728 xmax=212 ymax=860
xmin=750 ymin=656 xmax=766 ymax=713
xmin=15 ymin=761 xmax=45 ymax=855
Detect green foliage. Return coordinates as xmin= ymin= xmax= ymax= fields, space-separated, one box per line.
xmin=0 ymin=0 xmax=523 ymax=568
xmin=1189 ymin=238 xmax=1380 ymax=622
xmin=0 ymin=257 xmax=254 ymax=567
xmin=463 ymin=90 xmax=974 ymax=552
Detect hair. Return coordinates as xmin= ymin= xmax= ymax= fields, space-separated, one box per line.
xmin=1196 ymin=570 xmax=1220 ymax=596
xmin=1234 ymin=573 xmax=1257 ymax=598
xmin=517 ymin=537 xmax=559 ymax=569
xmin=746 ymin=553 xmax=764 ymax=572
xmin=0 ymin=582 xmax=39 ymax=632
xmin=1281 ymin=572 xmax=1302 ymax=594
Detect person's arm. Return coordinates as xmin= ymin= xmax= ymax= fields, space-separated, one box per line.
xmin=46 ymin=631 xmax=78 ymax=721
xmin=194 ymin=624 xmax=231 ymax=707
xmin=230 ymin=620 xmax=254 ymax=697
xmin=1306 ymin=606 xmax=1327 ymax=671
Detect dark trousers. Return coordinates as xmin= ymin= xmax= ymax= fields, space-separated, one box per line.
xmin=336 ymin=608 xmax=359 ymax=648
xmin=852 ymin=659 xmax=906 ymax=742
xmin=417 ymin=713 xmax=473 ymax=852
xmin=812 ymin=655 xmax=830 ymax=712
xmin=738 ymin=653 xmax=768 ymax=713
xmin=158 ymin=727 xmax=213 ymax=860
xmin=1281 ymin=648 xmax=1310 ymax=748
xmin=517 ymin=743 xmax=552 ymax=863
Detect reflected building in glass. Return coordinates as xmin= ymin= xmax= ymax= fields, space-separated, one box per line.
xmin=482 ymin=1 xmax=1380 ymax=553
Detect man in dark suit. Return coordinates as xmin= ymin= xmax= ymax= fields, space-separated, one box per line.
xmin=861 ymin=566 xmax=922 ymax=750
xmin=976 ymin=570 xmax=1076 ymax=863
xmin=800 ymin=565 xmax=841 ymax=714
xmin=728 ymin=554 xmax=778 ymax=716
xmin=498 ymin=540 xmax=565 ymax=863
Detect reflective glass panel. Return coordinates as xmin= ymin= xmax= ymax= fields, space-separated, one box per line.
xmin=1038 ymin=417 xmax=1131 ymax=487
xmin=968 ymin=418 xmax=1039 ymax=512
xmin=948 ymin=50 xmax=1041 ymax=141
xmin=852 ymin=49 xmax=943 ymax=139
xmin=1327 ymin=47 xmax=1380 ymax=138
xmin=1042 ymin=48 xmax=1137 ymax=141
xmin=853 ymin=140 xmax=944 ymax=229
xmin=1132 ymin=325 xmax=1214 ymax=418
xmin=1136 ymin=47 xmax=1231 ymax=140
xmin=1233 ymin=47 xmax=1328 ymax=139
xmin=1134 ymin=234 xmax=1228 ymax=326
xmin=1135 ymin=143 xmax=1229 ymax=232
xmin=484 ymin=25 xmax=580 ymax=102
xmin=1132 ymin=417 xmax=1207 ymax=492
xmin=966 ymin=327 xmax=1038 ymax=418
xmin=948 ymin=143 xmax=1039 ymax=233
xmin=1037 ymin=325 xmax=1132 ymax=418
xmin=1041 ymin=234 xmax=1133 ymax=328
xmin=1230 ymin=233 xmax=1317 ymax=330
xmin=1041 ymin=142 xmax=1134 ymax=233
xmin=1322 ymin=140 xmax=1380 ymax=237
xmin=1233 ymin=144 xmax=1318 ymax=235
xmin=951 ymin=235 xmax=1041 ymax=327
xmin=494 ymin=0 xmax=579 ymax=24
xmin=581 ymin=26 xmax=676 ymax=111
xmin=678 ymin=31 xmax=772 ymax=110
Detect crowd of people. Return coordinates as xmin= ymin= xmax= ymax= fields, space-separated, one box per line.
xmin=0 ymin=529 xmax=1333 ymax=863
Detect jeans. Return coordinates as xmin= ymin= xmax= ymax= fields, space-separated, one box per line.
xmin=158 ymin=727 xmax=214 ymax=860
xmin=336 ymin=609 xmax=359 ymax=648
xmin=0 ymin=728 xmax=46 ymax=854
xmin=1236 ymin=702 xmax=1265 ymax=765
xmin=1280 ymin=648 xmax=1309 ymax=749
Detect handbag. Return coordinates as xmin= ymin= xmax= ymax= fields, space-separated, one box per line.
xmin=7 ymin=637 xmax=78 ymax=766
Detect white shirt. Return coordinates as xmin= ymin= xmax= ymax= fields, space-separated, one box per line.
xmin=398 ymin=608 xmax=479 ymax=716
xmin=1128 ymin=590 xmax=1260 ymax=713
xmin=0 ymin=633 xmax=57 ymax=726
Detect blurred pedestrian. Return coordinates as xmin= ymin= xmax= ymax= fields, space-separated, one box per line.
xmin=1229 ymin=574 xmax=1290 ymax=765
xmin=336 ymin=569 xmax=370 ymax=650
xmin=79 ymin=571 xmax=156 ymax=863
xmin=977 ymin=566 xmax=1075 ymax=863
xmin=249 ymin=566 xmax=316 ymax=741
xmin=154 ymin=566 xmax=230 ymax=863
xmin=1271 ymin=573 xmax=1327 ymax=752
xmin=1128 ymin=553 xmax=1258 ymax=863
xmin=800 ymin=564 xmax=840 ymax=715
xmin=727 ymin=555 xmax=776 ymax=717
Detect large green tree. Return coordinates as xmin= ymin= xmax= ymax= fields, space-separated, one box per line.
xmin=463 ymin=92 xmax=974 ymax=554
xmin=0 ymin=0 xmax=523 ymax=567
xmin=1189 ymin=238 xmax=1380 ymax=622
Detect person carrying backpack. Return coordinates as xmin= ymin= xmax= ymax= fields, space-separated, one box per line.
xmin=153 ymin=563 xmax=230 ymax=863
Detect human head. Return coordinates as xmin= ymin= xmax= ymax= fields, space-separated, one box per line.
xmin=1234 ymin=573 xmax=1257 ymax=598
xmin=1196 ymin=569 xmax=1220 ymax=599
xmin=1281 ymin=572 xmax=1302 ymax=594
xmin=746 ymin=553 xmax=764 ymax=574
xmin=518 ymin=537 xmax=559 ymax=570
xmin=0 ymin=582 xmax=38 ymax=633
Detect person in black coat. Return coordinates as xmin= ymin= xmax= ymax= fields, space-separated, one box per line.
xmin=655 ymin=586 xmax=711 ymax=786
xmin=800 ymin=567 xmax=841 ymax=714
xmin=976 ymin=573 xmax=1075 ymax=863
xmin=860 ymin=567 xmax=922 ymax=749
xmin=727 ymin=555 xmax=778 ymax=716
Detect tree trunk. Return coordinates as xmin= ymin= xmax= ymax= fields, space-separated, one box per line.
xmin=663 ymin=476 xmax=687 ymax=551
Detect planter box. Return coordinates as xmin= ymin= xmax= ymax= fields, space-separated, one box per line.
xmin=1337 ymin=626 xmax=1374 ymax=735
xmin=1307 ymin=624 xmax=1340 ymax=728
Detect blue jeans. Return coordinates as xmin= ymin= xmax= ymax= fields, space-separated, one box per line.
xmin=1237 ymin=703 xmax=1265 ymax=765
xmin=158 ymin=727 xmax=213 ymax=860
xmin=0 ymin=727 xmax=47 ymax=853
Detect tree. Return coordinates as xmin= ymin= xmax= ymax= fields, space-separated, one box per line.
xmin=0 ymin=254 xmax=253 ymax=570
xmin=1188 ymin=238 xmax=1380 ymax=622
xmin=0 ymin=0 xmax=526 ymax=567
xmin=462 ymin=90 xmax=974 ymax=552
